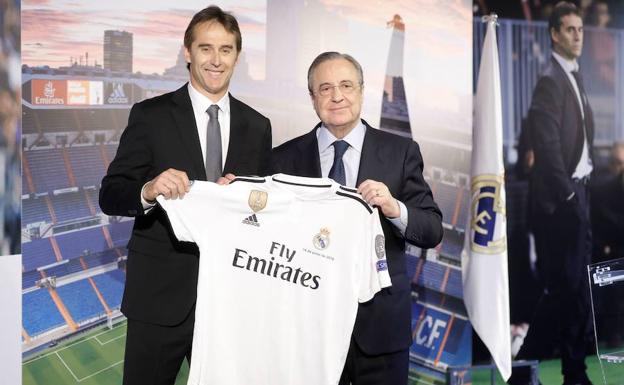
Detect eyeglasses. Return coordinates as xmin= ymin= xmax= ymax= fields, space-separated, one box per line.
xmin=315 ymin=81 xmax=360 ymax=97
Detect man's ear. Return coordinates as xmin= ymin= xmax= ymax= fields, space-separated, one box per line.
xmin=550 ymin=27 xmax=560 ymax=46
xmin=184 ymin=46 xmax=191 ymax=64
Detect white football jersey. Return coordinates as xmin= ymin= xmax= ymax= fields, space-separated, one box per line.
xmin=157 ymin=174 xmax=390 ymax=385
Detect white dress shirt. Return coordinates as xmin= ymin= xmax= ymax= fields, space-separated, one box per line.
xmin=316 ymin=122 xmax=408 ymax=234
xmin=552 ymin=52 xmax=592 ymax=180
xmin=187 ymin=82 xmax=231 ymax=167
xmin=141 ymin=83 xmax=231 ymax=209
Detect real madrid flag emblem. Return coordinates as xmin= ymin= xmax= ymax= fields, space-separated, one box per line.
xmin=470 ymin=174 xmax=507 ymax=254
xmin=313 ymin=228 xmax=331 ymax=250
xmin=248 ymin=190 xmax=268 ymax=212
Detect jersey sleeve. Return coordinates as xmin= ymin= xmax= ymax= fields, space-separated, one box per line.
xmin=156 ymin=184 xmax=214 ymax=243
xmin=358 ymin=208 xmax=392 ymax=303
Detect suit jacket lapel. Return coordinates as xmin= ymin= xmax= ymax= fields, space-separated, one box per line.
xmin=296 ymin=125 xmax=323 ymax=178
xmin=552 ymin=57 xmax=594 ymax=150
xmin=171 ymin=84 xmax=206 ymax=180
xmin=356 ymin=121 xmax=384 ymax=186
xmin=585 ymin=102 xmax=594 ymax=147
xmin=552 ymin=58 xmax=584 ymax=126
xmin=223 ymin=94 xmax=244 ymax=173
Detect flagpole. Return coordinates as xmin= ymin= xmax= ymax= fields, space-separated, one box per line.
xmin=486 ymin=13 xmax=503 ymax=385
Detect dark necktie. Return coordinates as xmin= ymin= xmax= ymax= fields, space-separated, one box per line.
xmin=571 ymin=70 xmax=593 ymax=167
xmin=328 ymin=140 xmax=349 ymax=185
xmin=571 ymin=71 xmax=588 ymax=117
xmin=205 ymin=105 xmax=222 ymax=182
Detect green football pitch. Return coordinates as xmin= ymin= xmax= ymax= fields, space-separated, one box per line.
xmin=23 ymin=322 xmax=623 ymax=385
xmin=22 ymin=322 xmax=189 ymax=385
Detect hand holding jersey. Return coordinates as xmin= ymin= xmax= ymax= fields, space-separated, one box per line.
xmin=357 ymin=179 xmax=401 ymax=218
xmin=142 ymin=168 xmax=191 ymax=202
xmin=216 ymin=172 xmax=236 ymax=185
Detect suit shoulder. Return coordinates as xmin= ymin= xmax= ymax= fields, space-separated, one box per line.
xmin=273 ymin=133 xmax=308 ymax=153
xmin=532 ymin=70 xmax=564 ymax=103
xmin=537 ymin=63 xmax=566 ymax=88
xmin=231 ymin=95 xmax=270 ymax=124
xmin=128 ymin=91 xmax=177 ymax=120
xmin=271 ymin=132 xmax=315 ymax=171
xmin=536 ymin=71 xmax=560 ymax=86
xmin=134 ymin=90 xmax=176 ymax=110
xmin=368 ymin=127 xmax=419 ymax=150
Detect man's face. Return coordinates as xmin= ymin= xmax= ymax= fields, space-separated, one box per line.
xmin=596 ymin=3 xmax=610 ymax=27
xmin=185 ymin=21 xmax=238 ymax=102
xmin=310 ymin=58 xmax=363 ymax=136
xmin=552 ymin=14 xmax=584 ymax=60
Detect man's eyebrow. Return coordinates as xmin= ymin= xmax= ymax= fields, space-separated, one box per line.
xmin=319 ymin=80 xmax=353 ymax=86
xmin=196 ymin=43 xmax=234 ymax=49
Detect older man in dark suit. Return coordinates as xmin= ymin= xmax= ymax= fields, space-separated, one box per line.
xmin=99 ymin=6 xmax=271 ymax=385
xmin=272 ymin=51 xmax=443 ymax=385
xmin=510 ymin=2 xmax=595 ymax=385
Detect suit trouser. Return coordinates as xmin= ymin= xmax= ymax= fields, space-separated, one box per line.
xmin=338 ymin=336 xmax=409 ymax=385
xmin=122 ymin=308 xmax=194 ymax=385
xmin=516 ymin=181 xmax=593 ymax=381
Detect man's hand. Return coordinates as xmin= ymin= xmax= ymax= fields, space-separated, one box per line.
xmin=358 ymin=179 xmax=400 ymax=218
xmin=217 ymin=173 xmax=236 ymax=185
xmin=142 ymin=168 xmax=190 ymax=202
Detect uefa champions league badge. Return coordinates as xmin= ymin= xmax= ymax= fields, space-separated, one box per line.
xmin=374 ymin=234 xmax=385 ymax=259
xmin=248 ymin=190 xmax=268 ymax=212
xmin=470 ymin=174 xmax=507 ymax=254
xmin=313 ymin=228 xmax=331 ymax=250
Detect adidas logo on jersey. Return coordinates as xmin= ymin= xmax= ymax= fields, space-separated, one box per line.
xmin=242 ymin=213 xmax=260 ymax=227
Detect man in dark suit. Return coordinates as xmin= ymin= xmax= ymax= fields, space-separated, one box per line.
xmin=272 ymin=51 xmax=443 ymax=385
xmin=99 ymin=6 xmax=271 ymax=385
xmin=510 ymin=3 xmax=594 ymax=385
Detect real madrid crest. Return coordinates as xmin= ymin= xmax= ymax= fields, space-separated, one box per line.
xmin=248 ymin=190 xmax=268 ymax=212
xmin=470 ymin=174 xmax=507 ymax=254
xmin=313 ymin=228 xmax=331 ymax=250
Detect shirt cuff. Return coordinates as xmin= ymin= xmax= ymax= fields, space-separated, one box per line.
xmin=387 ymin=200 xmax=408 ymax=236
xmin=141 ymin=182 xmax=156 ymax=212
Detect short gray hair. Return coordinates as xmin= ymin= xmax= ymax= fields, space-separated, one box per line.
xmin=307 ymin=51 xmax=364 ymax=94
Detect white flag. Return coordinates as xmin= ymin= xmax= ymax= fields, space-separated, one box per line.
xmin=462 ymin=15 xmax=511 ymax=381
